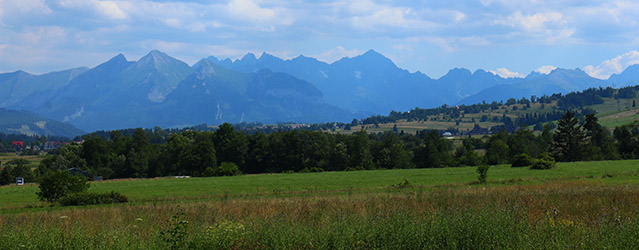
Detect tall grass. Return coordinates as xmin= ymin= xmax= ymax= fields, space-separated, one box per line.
xmin=3 ymin=180 xmax=639 ymax=249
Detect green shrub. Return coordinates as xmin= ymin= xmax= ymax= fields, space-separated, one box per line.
xmin=530 ymin=159 xmax=556 ymax=170
xmin=476 ymin=165 xmax=489 ymax=184
xmin=58 ymin=191 xmax=128 ymax=206
xmin=160 ymin=211 xmax=189 ymax=250
xmin=511 ymin=153 xmax=534 ymax=167
xmin=392 ymin=179 xmax=411 ymax=189
xmin=36 ymin=170 xmax=89 ymax=202
xmin=215 ymin=162 xmax=242 ymax=176
xmin=202 ymin=167 xmax=216 ymax=177
xmin=530 ymin=153 xmax=556 ymax=170
xmin=300 ymin=167 xmax=324 ymax=173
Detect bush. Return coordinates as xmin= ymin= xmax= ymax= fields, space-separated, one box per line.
xmin=476 ymin=165 xmax=489 ymax=184
xmin=530 ymin=153 xmax=556 ymax=170
xmin=59 ymin=191 xmax=128 ymax=206
xmin=511 ymin=153 xmax=534 ymax=167
xmin=530 ymin=159 xmax=556 ymax=170
xmin=215 ymin=162 xmax=242 ymax=176
xmin=202 ymin=167 xmax=217 ymax=177
xmin=300 ymin=167 xmax=324 ymax=173
xmin=36 ymin=170 xmax=89 ymax=202
xmin=392 ymin=179 xmax=411 ymax=189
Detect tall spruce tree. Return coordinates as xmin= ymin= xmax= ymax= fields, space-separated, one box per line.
xmin=552 ymin=111 xmax=588 ymax=161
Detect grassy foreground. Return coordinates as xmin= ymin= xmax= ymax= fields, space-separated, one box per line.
xmin=2 ymin=160 xmax=639 ymax=249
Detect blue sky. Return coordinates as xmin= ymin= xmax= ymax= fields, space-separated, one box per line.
xmin=0 ymin=0 xmax=638 ymax=79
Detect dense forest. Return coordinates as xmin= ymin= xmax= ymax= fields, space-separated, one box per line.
xmin=3 ymin=111 xmax=639 ymax=185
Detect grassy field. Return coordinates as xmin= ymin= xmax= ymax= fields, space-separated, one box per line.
xmin=3 ymin=160 xmax=639 ymax=249
xmin=0 ymin=153 xmax=45 ymax=169
xmin=3 ymin=160 xmax=639 ymax=212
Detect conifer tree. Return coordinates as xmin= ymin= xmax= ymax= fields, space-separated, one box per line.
xmin=552 ymin=111 xmax=588 ymax=161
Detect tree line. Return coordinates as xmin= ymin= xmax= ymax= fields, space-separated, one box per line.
xmin=3 ymin=110 xmax=639 ymax=184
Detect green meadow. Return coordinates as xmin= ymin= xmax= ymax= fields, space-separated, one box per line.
xmin=3 ymin=159 xmax=639 ymax=212
xmin=3 ymin=160 xmax=639 ymax=249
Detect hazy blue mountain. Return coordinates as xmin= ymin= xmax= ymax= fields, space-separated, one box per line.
xmin=118 ymin=50 xmax=194 ymax=103
xmin=608 ymin=64 xmax=639 ymax=86
xmin=435 ymin=68 xmax=517 ymax=103
xmin=207 ymin=50 xmax=445 ymax=115
xmin=21 ymin=53 xmax=135 ymax=124
xmin=156 ymin=60 xmax=351 ymax=127
xmin=459 ymin=68 xmax=609 ymax=104
xmin=18 ymin=51 xmax=195 ymax=131
xmin=205 ymin=50 xmax=543 ymax=115
xmin=0 ymin=108 xmax=84 ymax=138
xmin=2 ymin=51 xmax=350 ymax=131
xmin=0 ymin=67 xmax=88 ymax=107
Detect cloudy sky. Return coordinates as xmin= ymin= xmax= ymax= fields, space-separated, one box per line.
xmin=0 ymin=0 xmax=638 ymax=79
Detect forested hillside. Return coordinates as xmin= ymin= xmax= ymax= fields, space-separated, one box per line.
xmin=355 ymin=85 xmax=639 ymax=135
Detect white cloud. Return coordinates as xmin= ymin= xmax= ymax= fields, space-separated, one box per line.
xmin=312 ymin=46 xmax=362 ymax=63
xmin=583 ymin=50 xmax=639 ymax=79
xmin=535 ymin=65 xmax=557 ymax=75
xmin=348 ymin=0 xmax=430 ymax=31
xmin=95 ymin=1 xmax=127 ymax=20
xmin=228 ymin=0 xmax=275 ymax=21
xmin=513 ymin=12 xmax=565 ymax=32
xmin=0 ymin=0 xmax=51 ymax=14
xmin=226 ymin=0 xmax=292 ymax=25
xmin=57 ymin=0 xmax=127 ymax=20
xmin=493 ymin=11 xmax=577 ymax=45
xmin=489 ymin=68 xmax=523 ymax=78
xmin=17 ymin=26 xmax=67 ymax=45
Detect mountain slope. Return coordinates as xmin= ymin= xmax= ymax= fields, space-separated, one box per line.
xmin=18 ymin=51 xmax=195 ymax=131
xmin=459 ymin=68 xmax=609 ymax=104
xmin=0 ymin=67 xmax=88 ymax=107
xmin=608 ymin=64 xmax=639 ymax=86
xmin=208 ymin=50 xmax=443 ymax=115
xmin=157 ymin=60 xmax=351 ymax=127
xmin=0 ymin=108 xmax=84 ymax=138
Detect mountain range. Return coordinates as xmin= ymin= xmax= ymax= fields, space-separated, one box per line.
xmin=1 ymin=49 xmax=639 ymax=134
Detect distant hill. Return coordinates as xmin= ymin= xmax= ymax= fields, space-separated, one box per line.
xmin=0 ymin=108 xmax=84 ymax=138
